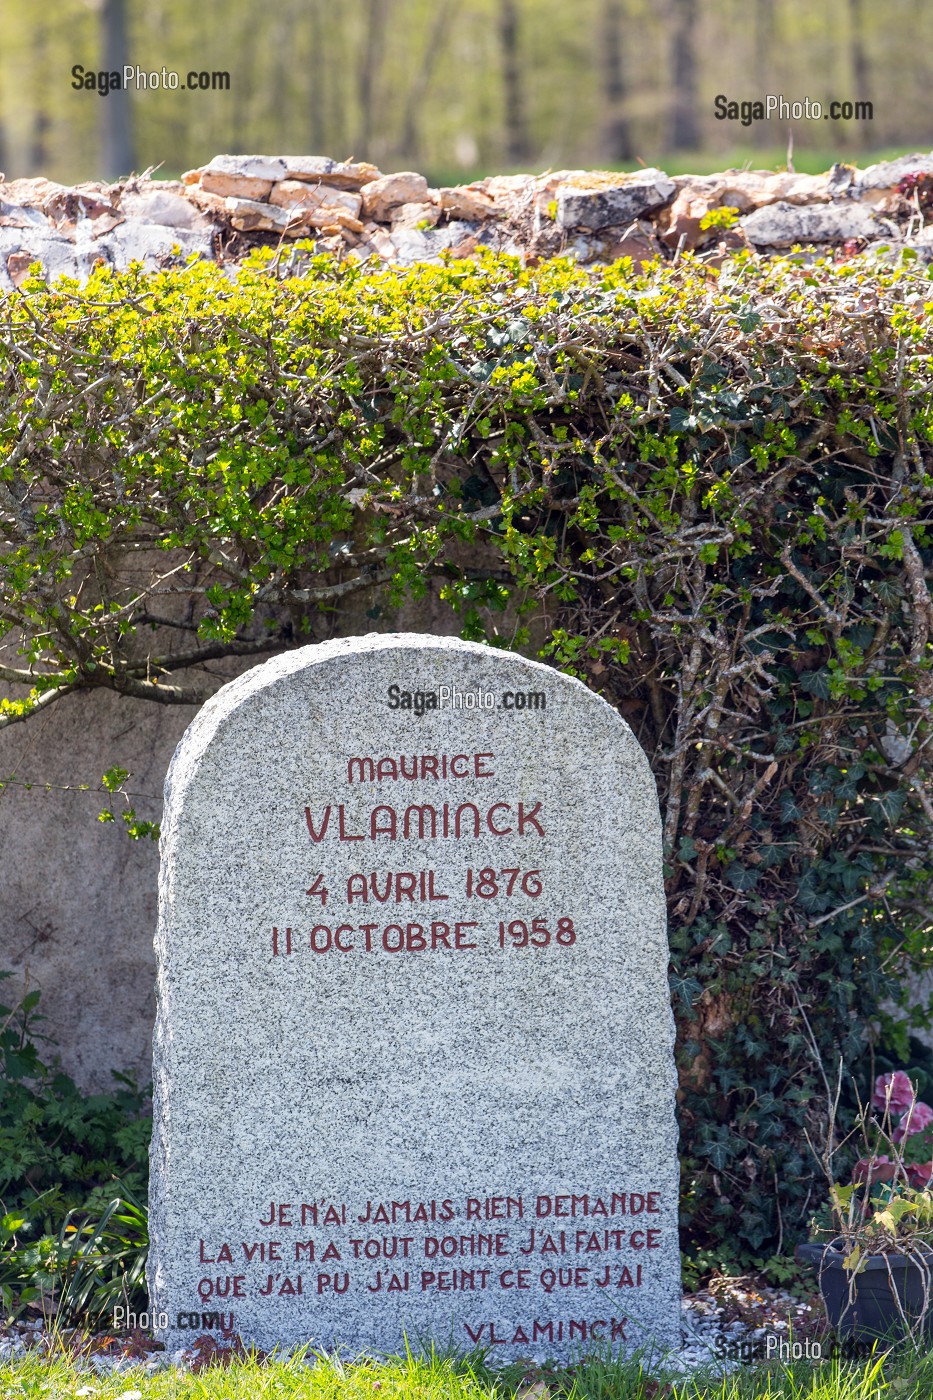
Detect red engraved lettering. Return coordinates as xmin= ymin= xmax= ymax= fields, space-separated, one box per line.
xmin=347 ymin=757 xmax=376 ymax=783
xmin=517 ymin=802 xmax=544 ymax=836
xmin=403 ymin=805 xmax=437 ymax=838
xmin=406 ymin=923 xmax=427 ymax=951
xmin=474 ymin=753 xmax=495 ymax=777
xmin=371 ymin=806 xmax=397 ymax=840
xmin=395 ymin=873 xmax=417 ymax=901
xmin=431 ymin=922 xmax=452 ymax=949
xmin=271 ymin=927 xmax=294 ymax=955
xmin=347 ymin=875 xmax=367 ymax=904
xmin=370 ymin=872 xmax=392 ymax=903
xmin=428 ymin=871 xmax=449 ymax=900
xmin=304 ymin=806 xmax=331 ymax=842
xmin=338 ymin=805 xmax=364 ymax=841
xmin=487 ymin=803 xmax=512 ymax=836
xmin=454 ymin=921 xmax=479 ymax=949
xmin=455 ymin=803 xmax=481 ymax=837
xmin=310 ymin=925 xmax=332 ymax=953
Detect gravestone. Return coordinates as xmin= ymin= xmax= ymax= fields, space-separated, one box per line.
xmin=148 ymin=633 xmax=681 ymax=1359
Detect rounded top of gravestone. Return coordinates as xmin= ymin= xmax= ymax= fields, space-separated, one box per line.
xmin=165 ymin=632 xmax=652 ymax=796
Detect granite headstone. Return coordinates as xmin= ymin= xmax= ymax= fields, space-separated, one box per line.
xmin=148 ymin=633 xmax=680 ymax=1358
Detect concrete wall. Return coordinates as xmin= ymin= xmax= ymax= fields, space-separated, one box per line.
xmin=0 ymin=687 xmax=192 ymax=1092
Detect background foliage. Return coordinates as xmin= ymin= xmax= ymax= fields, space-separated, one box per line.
xmin=0 ymin=973 xmax=149 ymax=1320
xmin=1 ymin=244 xmax=933 ymax=1268
xmin=0 ymin=0 xmax=924 ymax=186
xmin=0 ymin=973 xmax=149 ymax=1222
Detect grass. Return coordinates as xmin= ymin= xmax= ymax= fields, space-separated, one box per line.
xmin=0 ymin=1343 xmax=930 ymax=1400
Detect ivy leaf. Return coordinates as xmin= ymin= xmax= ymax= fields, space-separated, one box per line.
xmin=874 ymin=788 xmax=906 ymax=824
xmin=699 ymin=1140 xmax=733 ymax=1170
xmin=669 ymin=406 xmax=698 ymax=433
xmin=669 ymin=973 xmax=703 ymax=1011
xmin=800 ymin=669 xmax=831 ymax=699
xmin=726 ymin=863 xmax=759 ymax=891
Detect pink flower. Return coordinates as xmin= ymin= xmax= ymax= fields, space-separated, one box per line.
xmin=893 ymin=1100 xmax=933 ymax=1142
xmin=907 ymin=1162 xmax=933 ymax=1190
xmin=873 ymin=1070 xmax=917 ymax=1115
xmin=852 ymin=1155 xmax=896 ymax=1185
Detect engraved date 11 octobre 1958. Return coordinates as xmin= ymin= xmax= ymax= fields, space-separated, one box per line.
xmin=270 ymin=866 xmax=578 ymax=957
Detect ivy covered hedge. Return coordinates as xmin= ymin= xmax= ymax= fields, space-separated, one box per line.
xmin=1 ymin=244 xmax=932 ymax=1267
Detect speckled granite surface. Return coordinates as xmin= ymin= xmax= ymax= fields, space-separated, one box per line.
xmin=148 ymin=634 xmax=680 ymax=1359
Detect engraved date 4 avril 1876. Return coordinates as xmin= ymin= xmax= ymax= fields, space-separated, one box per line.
xmin=304 ymin=867 xmax=546 ymax=907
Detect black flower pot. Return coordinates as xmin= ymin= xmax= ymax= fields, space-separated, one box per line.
xmin=796 ymin=1241 xmax=933 ymax=1343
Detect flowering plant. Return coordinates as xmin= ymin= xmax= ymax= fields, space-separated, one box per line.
xmin=850 ymin=1071 xmax=933 ymax=1194
xmin=806 ymin=1068 xmax=933 ymax=1272
xmin=801 ymin=1068 xmax=933 ymax=1345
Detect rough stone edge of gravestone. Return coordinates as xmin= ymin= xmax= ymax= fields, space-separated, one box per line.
xmin=148 ymin=632 xmax=682 ymax=1358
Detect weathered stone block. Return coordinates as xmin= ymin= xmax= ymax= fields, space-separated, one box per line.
xmin=120 ymin=185 xmax=211 ymax=231
xmin=389 ymin=221 xmax=478 ymax=264
xmin=282 ymin=157 xmax=382 ymax=189
xmin=390 ymin=200 xmax=441 ymax=231
xmin=555 ymin=171 xmax=675 ymax=232
xmin=269 ymin=182 xmax=362 ymax=217
xmin=439 ymin=186 xmax=497 ymax=221
xmin=223 ymin=196 xmax=299 ymax=233
xmin=201 ymin=155 xmax=287 ymax=202
xmin=360 ymin=172 xmax=430 ymax=222
xmin=741 ymin=200 xmax=883 ymax=246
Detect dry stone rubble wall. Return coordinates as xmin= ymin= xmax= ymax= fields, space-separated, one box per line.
xmin=3 ymin=152 xmax=933 ymax=289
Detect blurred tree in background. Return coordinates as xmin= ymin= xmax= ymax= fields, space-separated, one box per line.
xmin=0 ymin=0 xmax=929 ymax=184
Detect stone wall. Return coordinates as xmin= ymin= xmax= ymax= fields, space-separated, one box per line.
xmin=3 ymin=151 xmax=933 ymax=290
